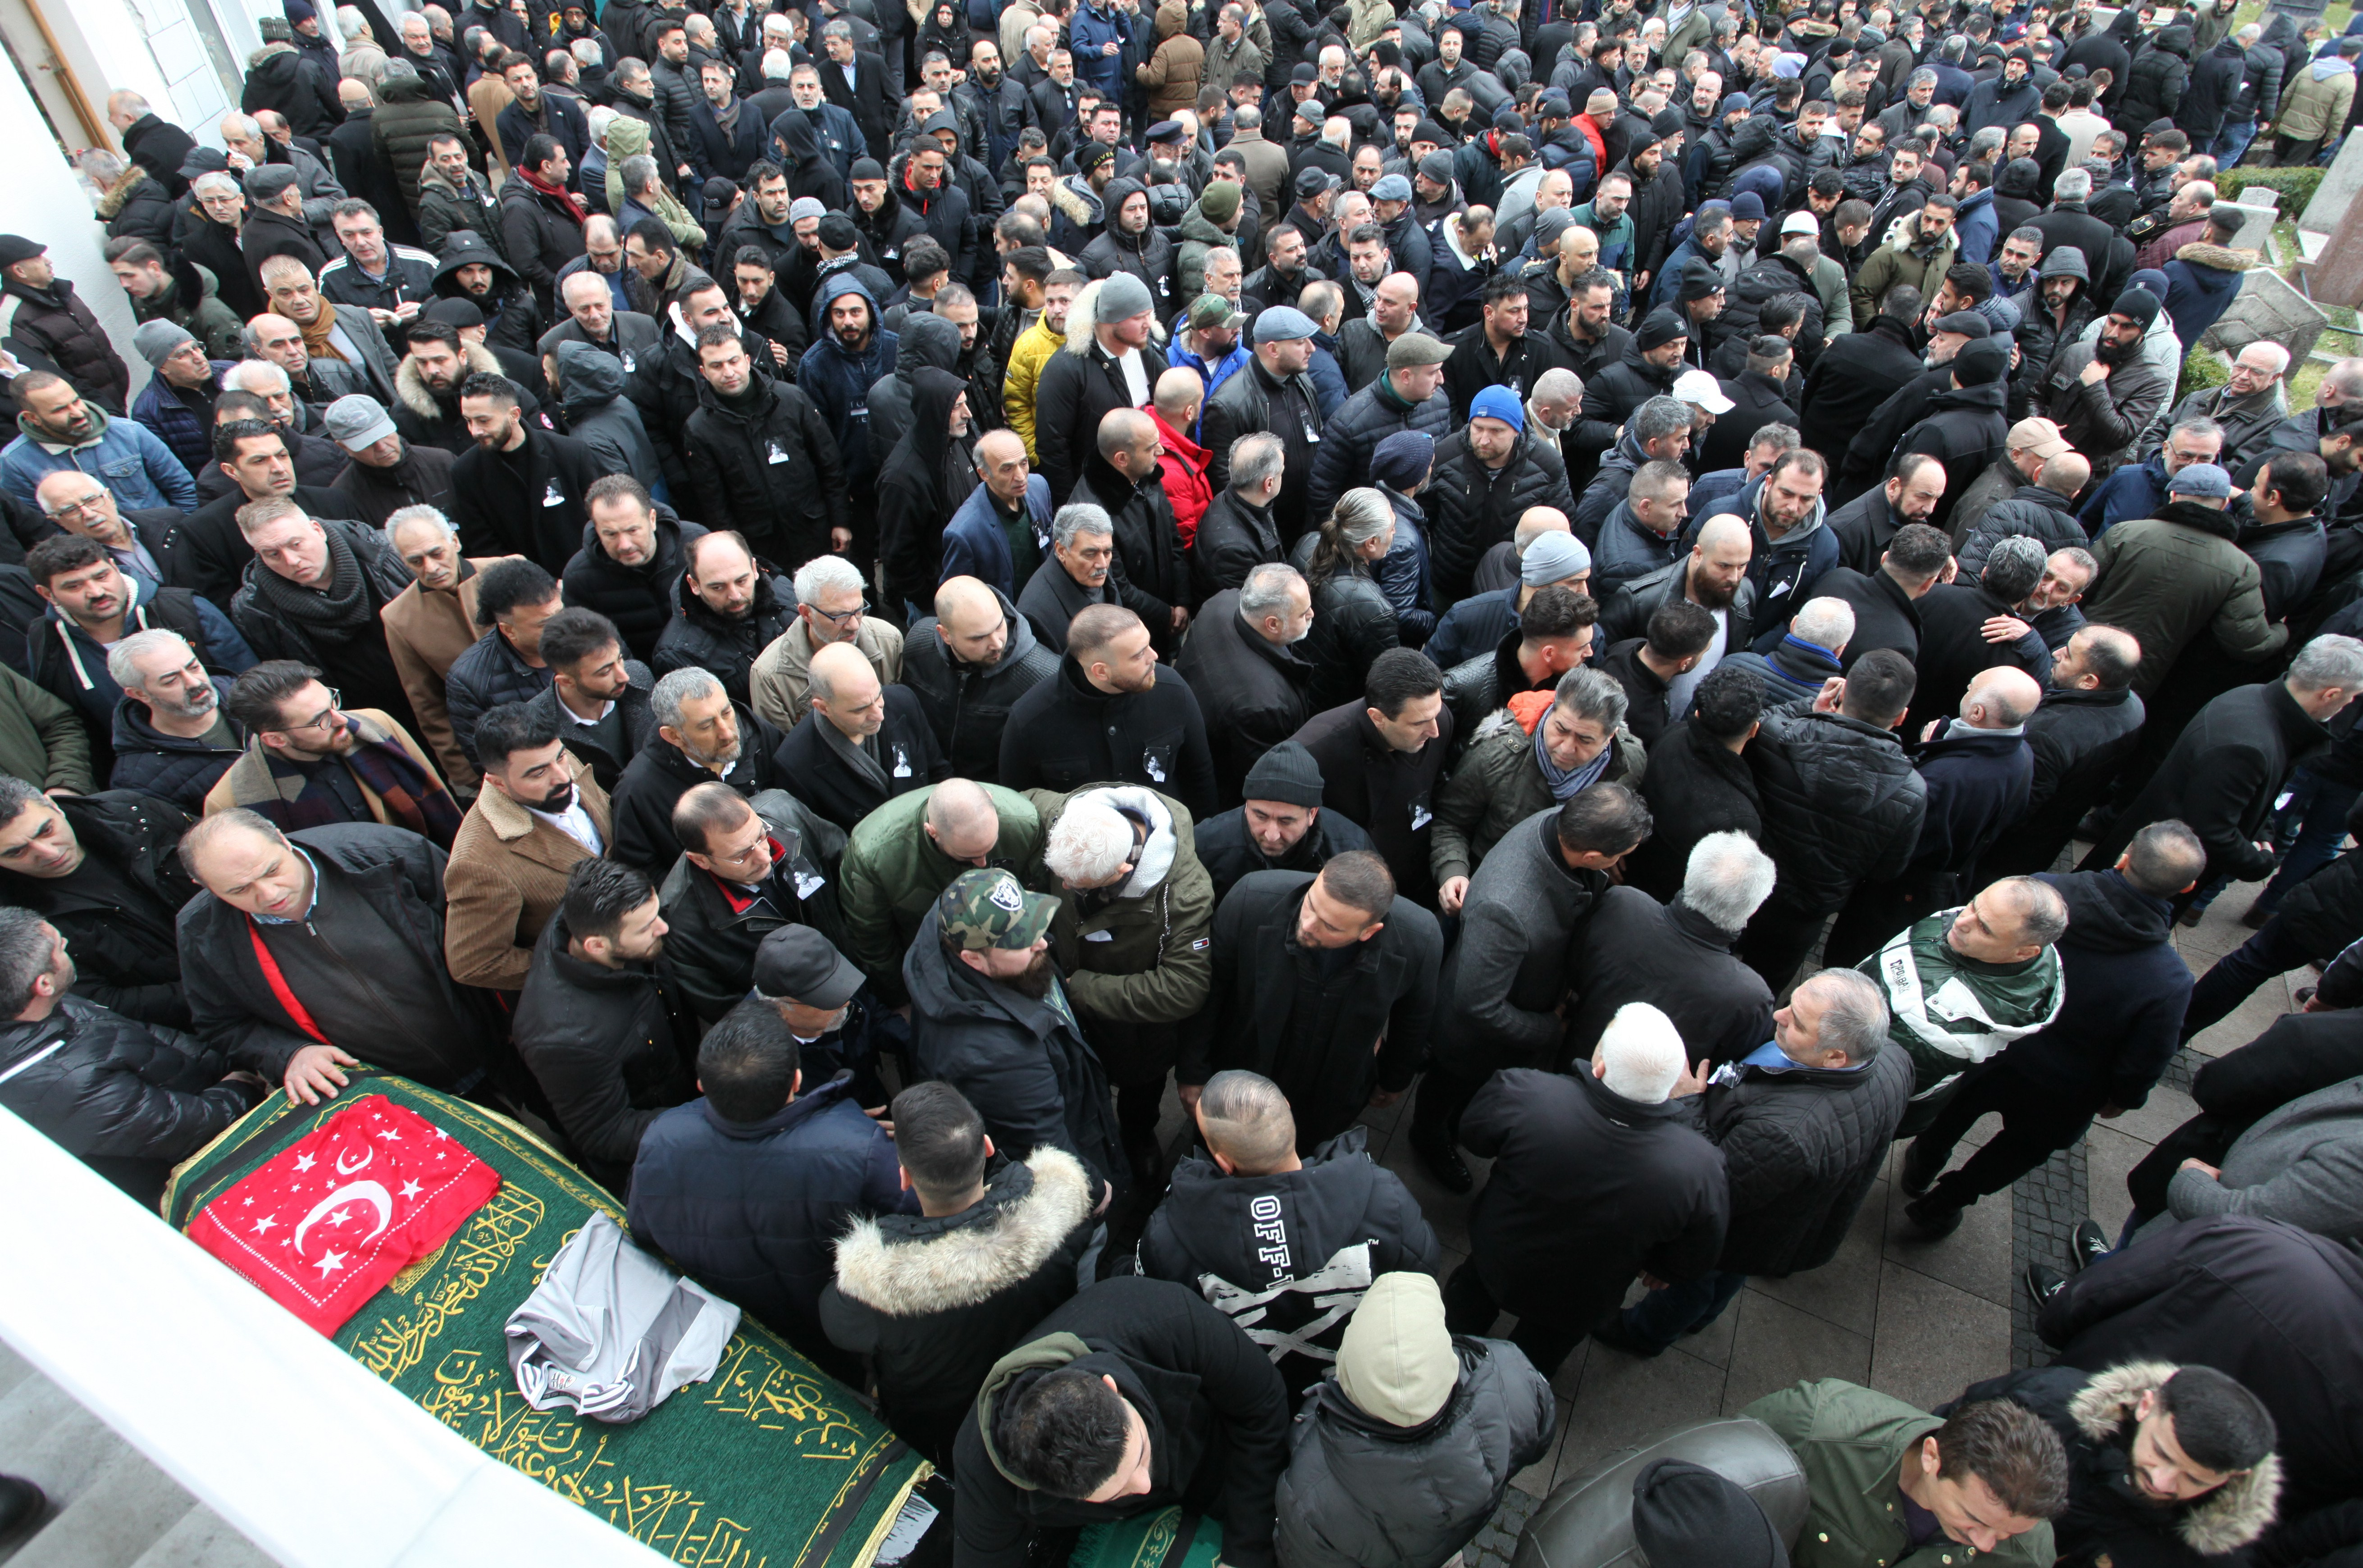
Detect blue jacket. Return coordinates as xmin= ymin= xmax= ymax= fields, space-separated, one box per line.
xmin=627 ymin=1076 xmax=914 ymax=1346
xmin=1961 ymin=75 xmax=2041 ymax=137
xmin=1951 ymin=187 xmax=1998 ymax=268
xmin=2162 ymin=250 xmax=2247 ymax=350
xmin=795 ymin=273 xmax=898 ymax=483
xmin=129 ymin=361 xmax=234 ymax=478
xmin=1905 ymin=723 xmax=2033 ymax=879
xmin=1425 ymin=584 xmax=1516 ymax=669
xmin=1172 ymin=341 xmax=1250 ymax=436
xmin=1 ymin=408 xmax=196 ymax=513
xmin=1067 ymin=0 xmax=1136 ymax=97
xmin=940 ymin=474 xmax=1052 ymax=600
xmin=2078 ymin=453 xmax=2167 ymax=536
xmin=1307 ymin=333 xmax=1348 ymax=421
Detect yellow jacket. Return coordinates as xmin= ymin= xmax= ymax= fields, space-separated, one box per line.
xmin=1003 ymin=312 xmax=1066 ymax=461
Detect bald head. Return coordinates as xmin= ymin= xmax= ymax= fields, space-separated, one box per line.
xmin=1514 ymin=506 xmax=1570 ymax=552
xmin=2039 ymin=451 xmax=2090 ymax=495
xmin=338 ymin=77 xmax=374 ymax=110
xmin=807 ymin=640 xmax=878 ymax=706
xmin=1197 ymin=1069 xmax=1299 ymax=1175
xmin=1963 ymin=666 xmax=2043 ymax=729
xmin=924 ymin=777 xmax=1000 ymax=862
xmin=1696 ymin=513 xmax=1752 ymax=552
xmin=1153 ymin=366 xmax=1202 ymax=425
xmin=934 ymin=572 xmax=1013 ymax=666
xmin=974 ymin=427 xmax=1026 ymax=469
xmin=1098 ymin=406 xmax=1154 ymax=460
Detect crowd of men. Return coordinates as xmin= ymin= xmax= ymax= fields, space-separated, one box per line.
xmin=2 ymin=0 xmax=2362 ymax=1561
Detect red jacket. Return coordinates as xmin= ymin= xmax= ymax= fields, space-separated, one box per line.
xmin=1150 ymin=410 xmax=1213 ymax=546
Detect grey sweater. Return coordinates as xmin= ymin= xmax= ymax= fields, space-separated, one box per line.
xmin=2155 ymin=1076 xmax=2363 ymax=1244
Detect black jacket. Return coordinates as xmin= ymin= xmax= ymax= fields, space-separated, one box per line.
xmin=1959 ymin=483 xmax=2088 ymax=579
xmin=2085 ymin=679 xmax=2329 ymax=885
xmin=442 ymin=628 xmax=556 ymax=769
xmin=513 ymin=907 xmax=700 ymax=1191
xmin=1138 ymin=1126 xmax=1439 ymax=1397
xmin=2117 ymin=25 xmax=2195 ymax=131
xmin=819 ymin=1146 xmax=1095 ymax=1468
xmin=1071 ymin=453 xmax=1191 ymax=629
xmin=998 ymin=656 xmax=1219 ymax=822
xmin=1441 ymin=807 xmax=1606 ymax=1072
xmin=447 ymin=425 xmax=606 ymax=572
xmin=653 ymin=789 xmax=847 ymax=1022
xmin=0 ymin=996 xmax=257 ymax=1203
xmin=1797 ymin=315 xmax=1922 ymax=463
xmin=495 ymin=170 xmax=588 ymax=310
xmin=649 ymin=567 xmax=794 ymax=708
xmin=1422 ymin=430 xmax=1577 ymax=606
xmin=681 ymin=375 xmax=850 ymax=566
xmin=1984 ymin=684 xmax=2148 ymax=883
xmin=1201 ymin=356 xmax=1325 ymax=542
xmin=1035 ymin=331 xmax=1173 ymax=504
xmin=1464 ymin=1064 xmax=1728 ymax=1326
xmin=1565 ymin=889 xmax=1775 ymax=1069
xmin=1575 ymin=339 xmax=1682 ymax=451
xmin=1189 ymin=487 xmax=1286 ymax=604
xmin=1699 ymin=1034 xmax=1915 ymax=1276
xmin=560 ymin=511 xmax=707 ymax=662
xmin=1623 ymin=720 xmax=1764 ymax=903
xmin=1747 ymin=707 xmax=1928 ymax=913
xmin=2042 ymin=1216 xmax=2363 ymax=1517
xmin=903 ymin=903 xmax=1126 ymax=1195
xmin=107 ymin=693 xmax=244 ymax=812
xmin=1806 ymin=565 xmax=1925 ymax=669
xmin=899 ymin=592 xmax=1059 ymax=783
xmin=1894 ymin=378 xmax=2012 ymax=538
xmin=521 ymin=664 xmax=659 ymax=794
xmin=0 ymin=792 xmax=198 ymax=1029
xmin=1902 ymin=581 xmax=2051 ymax=740
xmin=1823 ymin=484 xmax=1909 ymax=578
xmin=771 ymin=686 xmax=946 ymax=832
xmin=1290 ymin=699 xmax=1455 ymax=910
xmin=1192 ymin=805 xmax=1376 ymax=904
xmin=1176 ymin=872 xmax=1442 ymax=1144
xmin=1305 ymin=375 xmax=1454 ymax=528
xmin=606 ymin=701 xmax=786 ymax=873
xmin=1988 ymin=869 xmax=2191 ymax=1113
xmin=953 ymin=1277 xmax=1290 ymax=1568
xmin=1174 ymin=595 xmax=1315 ymax=810
xmin=1902 ymin=724 xmax=2035 ymax=887
xmin=1697 ymin=370 xmax=1802 ymax=477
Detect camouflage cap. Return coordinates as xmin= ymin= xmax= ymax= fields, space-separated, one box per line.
xmin=939 ymin=868 xmax=1059 ymax=952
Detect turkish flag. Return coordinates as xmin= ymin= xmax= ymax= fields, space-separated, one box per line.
xmin=187 ymin=1099 xmax=502 ymax=1336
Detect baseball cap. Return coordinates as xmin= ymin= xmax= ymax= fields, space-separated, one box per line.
xmin=324 ymin=395 xmax=398 ymax=452
xmin=2007 ymin=416 xmax=2070 ymax=460
xmin=2169 ymin=462 xmax=2232 ymax=499
xmin=1295 ymin=166 xmax=1338 ymax=197
xmin=752 ymin=925 xmax=866 ymax=1008
xmin=1673 ymin=369 xmax=1735 ymax=414
xmin=938 ymin=868 xmax=1058 ymax=952
xmin=1781 ymin=209 xmax=1820 ymax=237
xmin=422 ymin=296 xmax=484 ymax=328
xmin=1189 ymin=294 xmax=1246 ymax=333
xmin=179 ymin=146 xmax=231 ymax=180
xmin=0 ymin=236 xmax=46 ymax=270
xmin=1386 ymin=332 xmax=1455 ymax=370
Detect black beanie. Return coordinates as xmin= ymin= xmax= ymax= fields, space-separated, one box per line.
xmin=1242 ymin=741 xmax=1326 ymax=807
xmin=1953 ymin=337 xmax=2012 ymax=386
xmin=850 ymin=157 xmax=885 ymax=181
xmin=1631 ymin=1459 xmax=1790 ymax=1568
xmin=1635 ymin=306 xmax=1689 ymax=351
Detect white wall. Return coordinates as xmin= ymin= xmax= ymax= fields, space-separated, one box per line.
xmin=0 ymin=47 xmax=146 ymax=397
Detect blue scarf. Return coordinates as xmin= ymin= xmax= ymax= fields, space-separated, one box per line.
xmin=1535 ymin=721 xmax=1613 ymax=801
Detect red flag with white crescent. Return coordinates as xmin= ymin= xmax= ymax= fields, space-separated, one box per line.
xmin=186 ymin=1099 xmax=502 ymax=1336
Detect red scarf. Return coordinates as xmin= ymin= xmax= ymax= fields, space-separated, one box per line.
xmin=518 ymin=164 xmax=587 ymax=227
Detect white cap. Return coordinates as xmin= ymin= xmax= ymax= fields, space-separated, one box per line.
xmin=1781 ymin=209 xmax=1821 ymax=237
xmin=1673 ymin=369 xmax=1735 ymax=414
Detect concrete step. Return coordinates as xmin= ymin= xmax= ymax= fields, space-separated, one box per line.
xmin=0 ymin=1342 xmax=278 ymax=1568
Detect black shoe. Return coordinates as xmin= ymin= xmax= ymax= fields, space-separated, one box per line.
xmin=1587 ymin=1313 xmax=1666 ymax=1361
xmin=1898 ymin=1142 xmax=1941 ymax=1198
xmin=1903 ymin=1198 xmax=1965 ymax=1239
xmin=2240 ymin=901 xmax=2274 ymax=930
xmin=2025 ymin=1264 xmax=2068 ymax=1310
xmin=0 ymin=1476 xmax=46 ymax=1547
xmin=1410 ymin=1130 xmax=1473 ymax=1194
xmin=2176 ymin=904 xmax=2207 ymax=928
xmin=2071 ymin=1220 xmax=2112 ymax=1273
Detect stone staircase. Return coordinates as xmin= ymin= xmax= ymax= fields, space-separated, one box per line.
xmin=0 ymin=1340 xmax=278 ymax=1568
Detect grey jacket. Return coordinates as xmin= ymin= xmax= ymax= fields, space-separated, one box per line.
xmin=2156 ymin=1074 xmax=2363 ymax=1245
xmin=1438 ymin=807 xmax=1604 ymax=1070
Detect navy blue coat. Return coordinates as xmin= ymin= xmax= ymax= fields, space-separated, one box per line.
xmin=1906 ymin=725 xmax=2032 ymax=881
xmin=2001 ymin=869 xmax=2193 ymax=1110
xmin=627 ymin=1076 xmax=912 ymax=1350
xmin=796 ymin=275 xmax=898 ymax=483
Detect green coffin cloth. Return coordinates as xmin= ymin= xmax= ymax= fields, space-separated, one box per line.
xmin=1071 ymin=1509 xmax=1226 ymax=1568
xmin=164 ymin=1071 xmax=930 ymax=1568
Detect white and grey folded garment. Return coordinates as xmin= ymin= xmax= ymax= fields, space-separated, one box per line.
xmin=504 ymin=1212 xmax=741 ymax=1422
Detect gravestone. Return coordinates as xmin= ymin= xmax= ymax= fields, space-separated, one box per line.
xmin=2203 ymin=264 xmax=2331 ymax=364
xmin=2213 ymin=201 xmax=2279 ymax=252
xmin=2301 ymin=129 xmax=2363 ymax=233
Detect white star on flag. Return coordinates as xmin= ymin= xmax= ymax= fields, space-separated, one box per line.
xmin=292 ymin=1151 xmax=315 ymax=1172
xmin=312 ymin=1249 xmax=347 ymax=1278
xmin=252 ymin=1216 xmax=277 ymax=1235
xmin=399 ymin=1180 xmax=424 ymax=1200
xmin=328 ymin=1208 xmax=354 ymax=1227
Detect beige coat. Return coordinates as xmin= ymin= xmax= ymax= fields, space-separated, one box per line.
xmin=1136 ymin=3 xmax=1207 ymax=122
xmin=380 ymin=556 xmax=514 ymax=789
xmin=442 ymin=753 xmax=612 ymax=991
xmin=748 ymin=615 xmax=906 ymax=733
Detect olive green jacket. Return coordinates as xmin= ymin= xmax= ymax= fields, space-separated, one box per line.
xmin=1744 ymin=1379 xmax=2055 ymax=1568
xmin=1024 ymin=785 xmax=1214 ymax=1026
xmin=837 ymin=782 xmax=1042 ymax=1007
xmin=1429 ymin=708 xmax=1645 ymax=886
xmin=0 ymin=661 xmax=94 ymax=794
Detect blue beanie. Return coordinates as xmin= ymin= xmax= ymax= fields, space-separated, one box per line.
xmin=1470 ymin=384 xmax=1525 ymax=432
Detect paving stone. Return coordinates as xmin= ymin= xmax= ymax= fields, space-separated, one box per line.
xmin=1883 ymin=1166 xmax=2015 ymax=1308
xmin=1751 ymin=1178 xmax=1889 ymax=1335
xmin=1719 ymin=1290 xmax=1873 ymax=1416
xmin=2084 ymin=1124 xmax=2150 ymax=1241
xmin=2184 ymin=982 xmax=2295 ymax=1061
xmin=9 ymin=1447 xmax=195 ymax=1568
xmin=1867 ymin=1261 xmax=2014 ymax=1413
xmin=1376 ymin=1122 xmax=1480 ymax=1253
xmin=1552 ymin=1340 xmax=1729 ymax=1482
xmin=2098 ymin=1084 xmax=2196 ymax=1148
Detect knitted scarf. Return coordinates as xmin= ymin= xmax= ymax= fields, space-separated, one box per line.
xmin=518 ymin=162 xmax=588 ymax=226
xmin=297 ymin=297 xmax=348 ymax=364
xmin=264 ymin=729 xmax=462 ymax=847
xmin=248 ymin=523 xmax=377 ymax=646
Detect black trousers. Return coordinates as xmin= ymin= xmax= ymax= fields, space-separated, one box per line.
xmin=2182 ymin=917 xmax=2315 ymax=1040
xmin=1913 ymin=1062 xmax=2103 ymax=1211
xmin=1442 ymin=1260 xmax=1590 ymax=1379
xmin=1737 ymin=894 xmax=1838 ymax=993
xmin=1409 ymin=1062 xmax=1487 ymax=1149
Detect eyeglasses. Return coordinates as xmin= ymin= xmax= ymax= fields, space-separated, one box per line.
xmin=812 ymin=599 xmax=870 ymax=626
xmin=274 ymin=689 xmax=342 ymax=734
xmin=43 ymin=493 xmax=107 ymax=520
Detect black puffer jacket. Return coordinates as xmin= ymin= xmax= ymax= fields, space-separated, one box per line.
xmin=1305 ymin=375 xmax=1455 ymax=525
xmin=0 ymin=792 xmax=199 ymax=1029
xmin=1173 ymin=592 xmax=1316 ymax=808
xmin=1576 ymin=339 xmax=1681 ymax=444
xmin=1139 ymin=1126 xmax=1441 ymax=1396
xmin=0 ymin=277 xmax=130 ymax=414
xmin=560 ymin=510 xmax=707 ymax=662
xmin=1746 ymin=708 xmax=1928 ymax=913
xmin=900 ymin=590 xmax=1060 ymax=783
xmin=1078 ymin=178 xmax=1177 ymax=314
xmin=443 ymin=629 xmax=557 ymax=767
xmin=1698 ymin=1033 xmax=1915 ymax=1276
xmin=1189 ymin=487 xmax=1286 ymax=603
xmin=1958 ymin=484 xmax=2087 ymax=578
xmin=107 ymin=693 xmax=244 ymax=811
xmin=1291 ymin=542 xmax=1401 ymax=715
xmin=2117 ymin=25 xmax=2194 ymax=132
xmin=511 ymin=906 xmax=700 ymax=1192
xmin=1422 ymin=430 xmax=1578 ymax=604
xmin=1193 ymin=806 xmax=1376 ymax=903
xmin=1896 ymin=378 xmax=2012 ymax=538
xmin=0 ymin=997 xmax=260 ymax=1202
xmin=1715 ymin=251 xmax=1828 ymax=365
xmin=680 ymin=374 xmax=849 ymax=567
xmin=1071 ymin=452 xmax=1191 ymax=629
xmin=227 ymin=517 xmax=414 ymax=670
xmin=997 ymin=656 xmax=1221 ymax=821
xmin=1277 ymin=1334 xmax=1557 ymax=1568
xmin=606 ymin=700 xmax=785 ymax=874
xmin=1622 ymin=717 xmax=1765 ymax=903
xmin=649 ymin=566 xmax=795 ymax=707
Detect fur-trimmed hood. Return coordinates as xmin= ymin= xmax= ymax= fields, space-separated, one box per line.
xmin=2068 ymin=1361 xmax=2282 ymax=1555
xmin=2175 ymin=241 xmax=2259 ymax=273
xmin=392 ymin=341 xmax=506 ymax=419
xmin=94 ymin=164 xmax=160 ymax=219
xmin=830 ymin=1146 xmax=1091 ymax=1315
xmin=1060 ymin=278 xmax=1167 ymax=354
